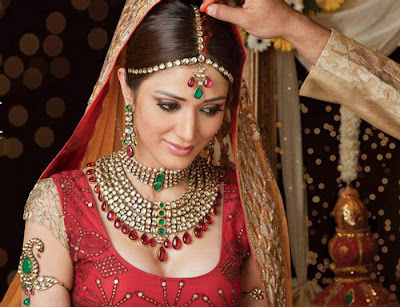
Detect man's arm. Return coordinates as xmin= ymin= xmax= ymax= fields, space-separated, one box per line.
xmin=202 ymin=0 xmax=400 ymax=140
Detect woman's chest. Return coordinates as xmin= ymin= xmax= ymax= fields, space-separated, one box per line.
xmin=57 ymin=169 xmax=250 ymax=306
xmin=97 ymin=197 xmax=225 ymax=278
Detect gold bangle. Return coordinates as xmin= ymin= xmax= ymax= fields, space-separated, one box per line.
xmin=239 ymin=288 xmax=265 ymax=300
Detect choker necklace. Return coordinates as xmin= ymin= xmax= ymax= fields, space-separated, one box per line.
xmin=120 ymin=150 xmax=189 ymax=192
xmin=87 ymin=151 xmax=220 ymax=262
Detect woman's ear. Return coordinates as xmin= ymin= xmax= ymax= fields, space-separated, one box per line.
xmin=117 ymin=68 xmax=134 ymax=107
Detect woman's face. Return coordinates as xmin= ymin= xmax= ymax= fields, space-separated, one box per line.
xmin=118 ymin=65 xmax=230 ymax=170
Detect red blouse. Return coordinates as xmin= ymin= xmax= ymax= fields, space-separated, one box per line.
xmin=51 ymin=169 xmax=250 ymax=307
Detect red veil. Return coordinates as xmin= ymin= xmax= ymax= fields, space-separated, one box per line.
xmin=3 ymin=1 xmax=291 ymax=306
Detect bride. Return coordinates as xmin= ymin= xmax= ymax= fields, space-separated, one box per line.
xmin=8 ymin=0 xmax=291 ymax=306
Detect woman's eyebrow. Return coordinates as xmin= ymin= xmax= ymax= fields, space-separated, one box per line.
xmin=155 ymin=91 xmax=186 ymax=101
xmin=155 ymin=90 xmax=226 ymax=103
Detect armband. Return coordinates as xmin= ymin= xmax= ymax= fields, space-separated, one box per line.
xmin=18 ymin=238 xmax=70 ymax=306
xmin=239 ymin=288 xmax=265 ymax=300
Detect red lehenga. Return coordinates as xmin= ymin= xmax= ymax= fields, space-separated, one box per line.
xmin=52 ymin=169 xmax=249 ymax=307
xmin=3 ymin=1 xmax=292 ymax=306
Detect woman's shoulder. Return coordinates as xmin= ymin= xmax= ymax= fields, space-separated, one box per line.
xmin=23 ymin=169 xmax=88 ymax=248
xmin=23 ymin=177 xmax=68 ymax=249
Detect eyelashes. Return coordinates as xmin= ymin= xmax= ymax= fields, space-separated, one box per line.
xmin=156 ymin=102 xmax=180 ymax=112
xmin=156 ymin=101 xmax=223 ymax=117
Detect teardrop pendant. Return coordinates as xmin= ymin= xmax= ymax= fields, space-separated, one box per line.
xmin=157 ymin=246 xmax=168 ymax=262
xmin=194 ymin=87 xmax=203 ymax=99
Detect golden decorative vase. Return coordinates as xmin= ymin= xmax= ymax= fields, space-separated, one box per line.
xmin=312 ymin=187 xmax=400 ymax=307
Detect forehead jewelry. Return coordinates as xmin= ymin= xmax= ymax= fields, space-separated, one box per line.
xmin=187 ymin=6 xmax=210 ymax=100
xmin=126 ymin=6 xmax=234 ymax=99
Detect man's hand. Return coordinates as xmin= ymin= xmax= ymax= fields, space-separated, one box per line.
xmin=200 ymin=0 xmax=303 ymax=40
xmin=201 ymin=0 xmax=331 ymax=65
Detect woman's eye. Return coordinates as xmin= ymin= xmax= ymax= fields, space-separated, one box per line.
xmin=201 ymin=106 xmax=223 ymax=116
xmin=157 ymin=101 xmax=180 ymax=112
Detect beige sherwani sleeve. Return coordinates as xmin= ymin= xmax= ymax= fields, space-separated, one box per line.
xmin=299 ymin=30 xmax=400 ymax=140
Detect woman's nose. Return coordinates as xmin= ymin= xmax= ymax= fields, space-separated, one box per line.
xmin=176 ymin=111 xmax=197 ymax=143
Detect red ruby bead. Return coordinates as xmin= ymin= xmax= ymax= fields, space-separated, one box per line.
xmin=211 ymin=206 xmax=218 ymax=215
xmin=86 ymin=162 xmax=95 ymax=167
xmin=107 ymin=211 xmax=115 ymax=221
xmin=101 ymin=202 xmax=107 ymax=211
xmin=200 ymin=222 xmax=208 ymax=231
xmin=164 ymin=239 xmax=171 ymax=249
xmin=205 ymin=215 xmax=213 ymax=224
xmin=122 ymin=225 xmax=130 ymax=234
xmin=187 ymin=77 xmax=195 ymax=87
xmin=86 ymin=168 xmax=95 ymax=175
xmin=157 ymin=247 xmax=168 ymax=262
xmin=194 ymin=227 xmax=203 ymax=238
xmin=129 ymin=230 xmax=138 ymax=240
xmin=114 ymin=219 xmax=121 ymax=229
xmin=94 ymin=185 xmax=100 ymax=193
xmin=204 ymin=77 xmax=213 ymax=88
xmin=183 ymin=232 xmax=192 ymax=244
xmin=89 ymin=176 xmax=97 ymax=183
xmin=141 ymin=234 xmax=149 ymax=245
xmin=172 ymin=236 xmax=182 ymax=249
xmin=98 ymin=193 xmax=103 ymax=202
xmin=127 ymin=145 xmax=134 ymax=158
xmin=150 ymin=238 xmax=157 ymax=247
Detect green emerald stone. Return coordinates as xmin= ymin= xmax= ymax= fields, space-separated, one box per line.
xmin=22 ymin=257 xmax=32 ymax=274
xmin=194 ymin=87 xmax=203 ymax=99
xmin=155 ymin=173 xmax=165 ymax=183
xmin=158 ymin=210 xmax=165 ymax=216
xmin=158 ymin=219 xmax=165 ymax=226
xmin=23 ymin=297 xmax=31 ymax=306
xmin=157 ymin=228 xmax=165 ymax=234
xmin=344 ymin=290 xmax=354 ymax=306
xmin=154 ymin=183 xmax=162 ymax=192
xmin=123 ymin=140 xmax=127 ymax=146
xmin=159 ymin=202 xmax=165 ymax=208
xmin=125 ymin=105 xmax=132 ymax=112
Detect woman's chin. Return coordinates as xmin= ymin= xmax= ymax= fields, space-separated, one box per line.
xmin=159 ymin=151 xmax=201 ymax=170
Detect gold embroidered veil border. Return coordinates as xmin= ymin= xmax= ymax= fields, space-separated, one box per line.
xmin=3 ymin=1 xmax=291 ymax=306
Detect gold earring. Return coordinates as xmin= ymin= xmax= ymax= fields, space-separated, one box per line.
xmin=122 ymin=104 xmax=137 ymax=157
xmin=207 ymin=138 xmax=215 ymax=165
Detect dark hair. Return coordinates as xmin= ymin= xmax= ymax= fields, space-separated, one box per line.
xmin=125 ymin=0 xmax=243 ymax=94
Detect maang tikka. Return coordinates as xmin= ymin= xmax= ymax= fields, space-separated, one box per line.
xmin=126 ymin=5 xmax=234 ymax=99
xmin=187 ymin=6 xmax=211 ymax=100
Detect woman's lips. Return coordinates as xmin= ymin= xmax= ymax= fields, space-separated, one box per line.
xmin=164 ymin=140 xmax=194 ymax=157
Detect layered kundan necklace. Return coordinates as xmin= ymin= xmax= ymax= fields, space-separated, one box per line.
xmin=121 ymin=150 xmax=189 ymax=192
xmin=86 ymin=150 xmax=220 ymax=262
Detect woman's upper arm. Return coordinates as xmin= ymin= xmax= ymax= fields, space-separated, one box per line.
xmin=239 ymin=254 xmax=267 ymax=307
xmin=20 ymin=178 xmax=73 ymax=307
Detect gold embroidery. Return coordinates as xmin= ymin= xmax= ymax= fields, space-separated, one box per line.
xmin=23 ymin=179 xmax=68 ymax=249
xmin=236 ymin=82 xmax=289 ymax=307
xmin=300 ymin=30 xmax=400 ymax=140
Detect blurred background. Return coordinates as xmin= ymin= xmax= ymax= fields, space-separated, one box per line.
xmin=0 ymin=0 xmax=400 ymax=301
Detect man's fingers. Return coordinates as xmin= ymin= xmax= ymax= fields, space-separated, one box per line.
xmin=205 ymin=3 xmax=244 ymax=25
xmin=200 ymin=0 xmax=217 ymax=12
